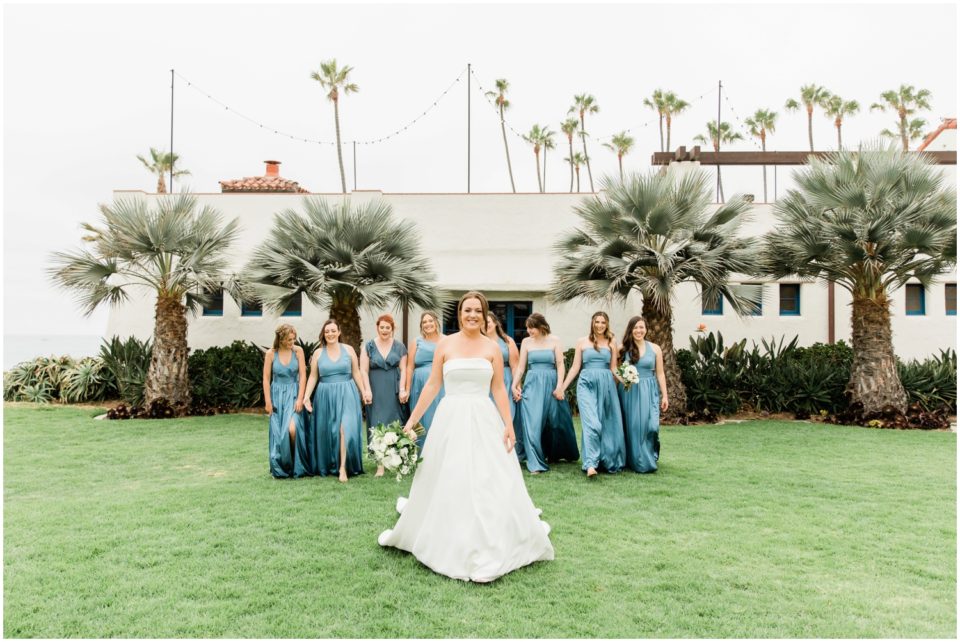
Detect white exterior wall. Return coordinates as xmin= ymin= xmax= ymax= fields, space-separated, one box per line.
xmin=104 ymin=178 xmax=957 ymax=360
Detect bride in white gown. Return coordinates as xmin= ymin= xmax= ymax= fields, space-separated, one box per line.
xmin=378 ymin=291 xmax=554 ymax=582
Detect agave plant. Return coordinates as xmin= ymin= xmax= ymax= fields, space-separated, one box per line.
xmin=20 ymin=382 xmax=54 ymax=404
xmin=99 ymin=336 xmax=153 ymax=407
xmin=61 ymin=358 xmax=112 ymax=403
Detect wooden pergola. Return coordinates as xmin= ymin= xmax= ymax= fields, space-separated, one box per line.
xmin=651 ymin=147 xmax=957 ymax=165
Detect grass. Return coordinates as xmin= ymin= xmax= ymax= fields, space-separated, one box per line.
xmin=3 ymin=403 xmax=956 ymax=638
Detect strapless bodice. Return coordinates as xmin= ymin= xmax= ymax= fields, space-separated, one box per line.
xmin=442 ymin=358 xmax=493 ymax=396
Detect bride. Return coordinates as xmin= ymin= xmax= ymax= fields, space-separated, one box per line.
xmin=378 ymin=291 xmax=554 ymax=582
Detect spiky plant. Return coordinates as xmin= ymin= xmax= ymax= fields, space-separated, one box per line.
xmin=870 ymin=85 xmax=932 ymax=152
xmin=49 ymin=194 xmax=240 ymax=413
xmin=761 ymin=144 xmax=956 ymax=414
xmin=550 ymin=169 xmax=762 ymax=421
xmin=136 ymin=148 xmax=191 ymax=194
xmin=785 ymin=84 xmax=832 ymax=152
xmin=243 ymin=198 xmax=445 ymax=353
xmin=311 ymin=59 xmax=359 ymax=194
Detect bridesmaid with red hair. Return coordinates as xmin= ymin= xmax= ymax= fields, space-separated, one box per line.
xmin=360 ymin=313 xmax=408 ymax=477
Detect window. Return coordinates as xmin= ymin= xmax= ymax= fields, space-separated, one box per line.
xmin=202 ymin=288 xmax=224 ymax=317
xmin=241 ymin=300 xmax=263 ymax=317
xmin=946 ymin=284 xmax=957 ymax=316
xmin=743 ymin=283 xmax=763 ymax=316
xmin=281 ymin=292 xmax=302 ymax=317
xmin=444 ymin=299 xmax=532 ymax=347
xmin=905 ymin=284 xmax=925 ymax=316
xmin=701 ymin=292 xmax=723 ymax=316
xmin=779 ymin=284 xmax=800 ymax=316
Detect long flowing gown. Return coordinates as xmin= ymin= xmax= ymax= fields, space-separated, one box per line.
xmin=518 ymin=349 xmax=580 ymax=473
xmin=409 ymin=337 xmax=444 ymax=449
xmin=268 ymin=351 xmax=309 ymax=478
xmin=619 ymin=341 xmax=661 ymax=473
xmin=365 ymin=339 xmax=408 ymax=436
xmin=310 ymin=345 xmax=365 ymax=477
xmin=378 ymin=358 xmax=554 ymax=582
xmin=577 ymin=346 xmax=626 ymax=473
xmin=493 ymin=336 xmax=524 ymax=462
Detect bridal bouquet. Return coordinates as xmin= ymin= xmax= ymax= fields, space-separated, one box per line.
xmin=616 ymin=362 xmax=640 ymax=392
xmin=368 ymin=421 xmax=423 ymax=482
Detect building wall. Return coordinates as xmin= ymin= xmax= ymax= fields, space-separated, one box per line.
xmin=104 ymin=179 xmax=958 ymax=359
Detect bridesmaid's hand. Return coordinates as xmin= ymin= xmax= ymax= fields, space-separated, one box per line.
xmin=503 ymin=427 xmax=516 ymax=453
xmin=265 ymin=401 xmax=274 ymax=414
xmin=511 ymin=385 xmax=522 ymax=402
xmin=363 ymin=390 xmax=373 ymax=405
xmin=294 ymin=399 xmax=304 ymax=412
xmin=399 ymin=389 xmax=409 ymax=404
xmin=402 ymin=423 xmax=418 ymax=442
xmin=553 ymin=387 xmax=565 ymax=401
xmin=661 ymin=397 xmax=669 ymax=412
xmin=304 ymin=399 xmax=313 ymax=413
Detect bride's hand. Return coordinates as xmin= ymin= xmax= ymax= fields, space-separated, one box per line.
xmin=403 ymin=423 xmax=418 ymax=441
xmin=503 ymin=427 xmax=516 ymax=453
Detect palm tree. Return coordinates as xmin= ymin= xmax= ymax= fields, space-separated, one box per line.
xmin=49 ymin=194 xmax=240 ymax=413
xmin=602 ymin=132 xmax=635 ymax=181
xmin=663 ymin=92 xmax=690 ymax=152
xmin=871 ymin=84 xmax=933 ymax=151
xmin=693 ymin=120 xmax=743 ymax=202
xmin=823 ymin=95 xmax=860 ymax=149
xmin=643 ymin=89 xmax=667 ymax=152
xmin=550 ymin=169 xmax=762 ymax=421
xmin=523 ymin=124 xmax=551 ymax=193
xmin=569 ymin=94 xmax=599 ymax=192
xmin=744 ymin=109 xmax=778 ymax=202
xmin=541 ymin=127 xmax=557 ymax=192
xmin=761 ymin=144 xmax=956 ymax=415
xmin=136 ymin=148 xmax=191 ymax=194
xmin=243 ymin=198 xmax=444 ymax=353
xmin=785 ymin=84 xmax=832 ymax=152
xmin=564 ymin=152 xmax=587 ymax=192
xmin=561 ymin=118 xmax=579 ymax=193
xmin=311 ymin=59 xmax=359 ymax=194
xmin=485 ymin=79 xmax=516 ymax=193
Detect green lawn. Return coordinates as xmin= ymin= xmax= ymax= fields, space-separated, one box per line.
xmin=3 ymin=404 xmax=956 ymax=638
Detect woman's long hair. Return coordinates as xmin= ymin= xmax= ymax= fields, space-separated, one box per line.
xmin=319 ymin=319 xmax=340 ymax=346
xmin=588 ymin=311 xmax=614 ymax=351
xmin=419 ymin=311 xmax=442 ymax=338
xmin=457 ymin=291 xmax=490 ymax=336
xmin=487 ymin=311 xmax=510 ymax=342
xmin=273 ymin=323 xmax=296 ymax=351
xmin=619 ymin=316 xmax=646 ymax=364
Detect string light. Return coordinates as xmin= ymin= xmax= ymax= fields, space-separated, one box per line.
xmin=722 ymin=87 xmax=764 ymax=150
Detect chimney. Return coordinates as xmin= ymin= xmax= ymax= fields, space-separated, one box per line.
xmin=264 ymin=160 xmax=281 ymax=177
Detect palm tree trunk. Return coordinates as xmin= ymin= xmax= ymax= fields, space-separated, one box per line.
xmin=567 ymin=139 xmax=574 ymax=193
xmin=658 ymin=114 xmax=664 ymax=152
xmin=847 ymin=292 xmax=907 ymax=414
xmin=157 ymin=174 xmax=167 ymax=194
xmin=761 ymin=137 xmax=768 ymax=202
xmin=641 ymin=300 xmax=687 ymax=422
xmin=331 ymin=291 xmax=363 ymax=355
xmin=144 ymin=294 xmax=191 ymax=413
xmin=666 ymin=114 xmax=672 ymax=152
xmin=499 ymin=106 xmax=516 ymax=193
xmin=580 ymin=117 xmax=594 ymax=192
xmin=899 ymin=114 xmax=909 ymax=151
xmin=542 ymin=147 xmax=548 ymax=193
xmin=535 ymin=150 xmax=543 ymax=193
xmin=618 ymin=155 xmax=623 ymax=181
xmin=807 ymin=107 xmax=815 ymax=152
xmin=334 ymin=99 xmax=347 ymax=194
xmin=836 ymin=119 xmax=843 ymax=150
xmin=575 ymin=166 xmax=580 ymax=193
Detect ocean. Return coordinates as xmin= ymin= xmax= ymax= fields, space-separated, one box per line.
xmin=4 ymin=335 xmax=105 ymax=369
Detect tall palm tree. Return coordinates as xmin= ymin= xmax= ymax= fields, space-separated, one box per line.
xmin=523 ymin=124 xmax=551 ymax=193
xmin=602 ymin=131 xmax=635 ymax=181
xmin=136 ymin=148 xmax=191 ymax=194
xmin=785 ymin=84 xmax=832 ymax=152
xmin=311 ymin=59 xmax=359 ymax=194
xmin=693 ymin=120 xmax=743 ymax=202
xmin=485 ymin=79 xmax=516 ymax=193
xmin=823 ymin=95 xmax=860 ymax=149
xmin=663 ymin=92 xmax=690 ymax=152
xmin=643 ymin=89 xmax=667 ymax=152
xmin=243 ymin=198 xmax=444 ymax=353
xmin=569 ymin=94 xmax=599 ymax=192
xmin=870 ymin=84 xmax=933 ymax=151
xmin=541 ymin=127 xmax=557 ymax=192
xmin=564 ymin=152 xmax=587 ymax=192
xmin=561 ymin=117 xmax=579 ymax=193
xmin=550 ymin=169 xmax=762 ymax=421
xmin=761 ymin=144 xmax=956 ymax=415
xmin=744 ymin=109 xmax=778 ymax=202
xmin=49 ymin=194 xmax=240 ymax=413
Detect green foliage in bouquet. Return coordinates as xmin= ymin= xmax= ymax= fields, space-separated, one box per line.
xmin=368 ymin=420 xmax=423 ymax=482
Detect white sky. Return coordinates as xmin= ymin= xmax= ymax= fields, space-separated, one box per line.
xmin=2 ymin=1 xmax=958 ymax=337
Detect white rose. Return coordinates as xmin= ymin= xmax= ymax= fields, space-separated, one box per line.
xmin=384 ymin=432 xmax=399 ymax=446
xmin=384 ymin=452 xmax=402 ymax=469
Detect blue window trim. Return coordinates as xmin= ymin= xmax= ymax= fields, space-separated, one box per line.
xmin=779 ymin=283 xmax=801 ymax=316
xmin=702 ymin=294 xmax=723 ymax=316
xmin=202 ymin=309 xmax=224 ymax=317
xmin=241 ymin=302 xmax=263 ymax=317
xmin=946 ymin=284 xmax=957 ymax=316
xmin=905 ymin=284 xmax=926 ymax=316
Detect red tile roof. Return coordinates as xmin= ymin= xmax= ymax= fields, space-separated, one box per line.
xmin=219 ymin=175 xmax=309 ymax=193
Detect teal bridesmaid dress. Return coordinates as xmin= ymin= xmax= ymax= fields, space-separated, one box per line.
xmin=493 ymin=336 xmax=524 ymax=461
xmin=577 ymin=347 xmax=626 ymax=473
xmin=409 ymin=337 xmax=444 ymax=449
xmin=518 ymin=349 xmax=580 ymax=473
xmin=618 ymin=341 xmax=661 ymax=473
xmin=268 ymin=351 xmax=309 ymax=478
xmin=310 ymin=346 xmax=365 ymax=477
xmin=365 ymin=340 xmax=408 ymax=436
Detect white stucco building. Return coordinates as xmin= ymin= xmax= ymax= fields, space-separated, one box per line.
xmin=104 ymin=161 xmax=958 ymax=360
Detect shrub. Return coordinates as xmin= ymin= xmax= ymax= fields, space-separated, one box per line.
xmin=562 ymin=347 xmax=578 ymax=414
xmin=188 ymin=341 xmax=266 ymax=410
xmin=99 ymin=336 xmax=152 ymax=406
xmin=61 ymin=358 xmax=115 ymax=403
xmin=898 ymin=349 xmax=957 ymax=413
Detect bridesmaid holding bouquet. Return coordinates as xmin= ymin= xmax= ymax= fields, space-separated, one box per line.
xmin=405 ymin=311 xmax=445 ymax=449
xmin=618 ymin=316 xmax=669 ymax=473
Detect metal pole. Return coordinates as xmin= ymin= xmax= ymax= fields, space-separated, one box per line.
xmin=467 ymin=63 xmax=471 ymax=193
xmin=353 ymin=141 xmax=357 ymax=191
xmin=169 ymin=69 xmax=175 ymax=194
xmin=716 ymin=80 xmax=722 ymax=202
xmin=774 ymin=164 xmax=778 ymax=201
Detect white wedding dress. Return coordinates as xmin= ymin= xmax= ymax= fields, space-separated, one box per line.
xmin=378 ymin=358 xmax=554 ymax=582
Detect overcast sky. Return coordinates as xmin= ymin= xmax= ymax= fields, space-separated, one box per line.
xmin=3 ymin=1 xmax=957 ymax=338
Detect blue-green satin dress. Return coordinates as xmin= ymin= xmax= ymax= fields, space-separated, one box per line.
xmin=409 ymin=337 xmax=444 ymax=449
xmin=578 ymin=347 xmax=626 ymax=473
xmin=365 ymin=339 xmax=408 ymax=437
xmin=518 ymin=349 xmax=580 ymax=473
xmin=618 ymin=341 xmax=661 ymax=473
xmin=310 ymin=345 xmax=365 ymax=477
xmin=268 ymin=351 xmax=309 ymax=479
xmin=492 ymin=336 xmax=524 ymax=462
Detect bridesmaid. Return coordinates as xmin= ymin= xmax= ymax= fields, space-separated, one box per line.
xmin=561 ymin=311 xmax=626 ymax=477
xmin=304 ymin=319 xmax=366 ymax=482
xmin=511 ymin=313 xmax=579 ymax=474
xmin=360 ymin=313 xmax=408 ymax=477
xmin=262 ymin=323 xmax=309 ymax=478
xmin=618 ymin=316 xmax=669 ymax=473
xmin=405 ymin=311 xmax=445 ymax=449
xmin=487 ymin=311 xmax=524 ymax=462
